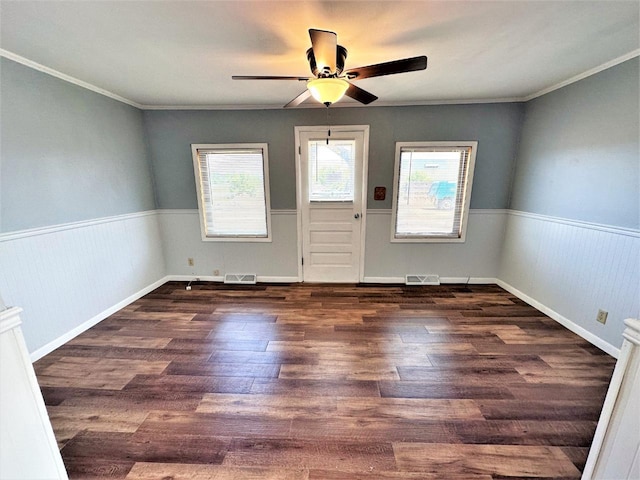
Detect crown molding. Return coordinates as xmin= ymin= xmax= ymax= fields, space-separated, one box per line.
xmin=523 ymin=49 xmax=640 ymax=102
xmin=141 ymin=97 xmax=526 ymax=110
xmin=0 ymin=49 xmax=143 ymax=109
xmin=3 ymin=47 xmax=638 ymax=110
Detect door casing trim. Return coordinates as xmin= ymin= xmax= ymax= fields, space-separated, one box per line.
xmin=294 ymin=125 xmax=370 ymax=283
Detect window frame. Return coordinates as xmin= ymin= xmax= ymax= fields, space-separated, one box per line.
xmin=191 ymin=143 xmax=272 ymax=242
xmin=390 ymin=141 xmax=477 ymax=243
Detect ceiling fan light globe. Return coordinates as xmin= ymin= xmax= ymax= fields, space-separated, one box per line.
xmin=307 ymin=78 xmax=349 ymax=105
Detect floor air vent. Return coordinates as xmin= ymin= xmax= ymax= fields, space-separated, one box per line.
xmin=224 ymin=274 xmax=257 ymax=285
xmin=405 ymin=274 xmax=440 ymax=286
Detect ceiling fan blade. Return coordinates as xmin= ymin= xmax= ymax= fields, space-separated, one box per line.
xmin=284 ymin=89 xmax=312 ymax=108
xmin=345 ymin=56 xmax=427 ymax=80
xmin=345 ymin=82 xmax=378 ymax=105
xmin=232 ymin=75 xmax=309 ymax=81
xmin=309 ymin=28 xmax=337 ymax=74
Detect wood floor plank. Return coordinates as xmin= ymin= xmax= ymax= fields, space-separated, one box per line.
xmin=166 ymin=361 xmax=281 ymax=378
xmin=363 ymin=315 xmax=453 ymax=325
xmin=473 ymin=343 xmax=596 ymax=356
xmin=289 ymin=416 xmax=457 ymax=442
xmin=196 ymin=393 xmax=338 ymax=418
xmin=208 ymin=350 xmax=320 ymax=365
xmin=47 ymin=388 xmax=204 ymax=411
xmin=279 ymin=362 xmax=400 ymax=381
xmin=61 ymin=431 xmax=230 ymax=464
xmin=193 ymin=312 xmax=278 ymax=323
xmin=302 ymin=327 xmax=401 ymax=343
xmin=136 ymin=412 xmax=292 ymax=438
xmin=475 ymin=399 xmax=604 ymax=421
xmin=507 ymin=384 xmax=609 ymax=402
xmin=399 ymin=332 xmax=504 ymax=344
xmin=64 ymin=458 xmax=134 ymax=480
xmin=38 ymin=357 xmax=169 ymax=390
xmin=36 ymin=344 xmax=212 ymax=362
xmin=396 ymin=366 xmax=526 ymax=384
xmin=108 ymin=311 xmax=196 ymax=322
xmin=266 ymin=340 xmax=373 ymax=353
xmin=46 ymin=405 xmax=149 ymax=447
xmin=447 ymin=419 xmax=598 ymax=446
xmin=308 ymin=471 xmax=492 ymax=480
xmin=514 ymin=365 xmax=614 ymax=386
xmin=222 ymin=438 xmax=398 ymax=473
xmin=393 ymin=443 xmax=581 ymax=477
xmin=496 ymin=329 xmax=592 ymax=345
xmin=561 ymin=446 xmax=592 ymax=472
xmin=427 ymin=353 xmax=547 ymax=369
xmin=251 ymin=378 xmax=380 ymax=397
xmin=379 ymin=381 xmax=515 ymax=399
xmin=335 ymin=397 xmax=484 ymax=421
xmin=113 ymin=327 xmax=216 ymax=340
xmin=540 ymin=353 xmax=617 ymax=368
xmin=166 ymin=338 xmax=269 ymax=352
xmin=125 ymin=462 xmax=309 ymax=480
xmin=123 ymin=374 xmax=254 ymax=394
xmin=371 ymin=341 xmax=480 ymax=355
xmin=34 ymin=282 xmax=615 ymax=479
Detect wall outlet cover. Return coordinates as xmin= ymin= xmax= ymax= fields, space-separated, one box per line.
xmin=596 ymin=309 xmax=608 ymax=324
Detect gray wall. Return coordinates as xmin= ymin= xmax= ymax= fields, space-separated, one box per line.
xmin=144 ymin=103 xmax=524 ymax=211
xmin=510 ymin=58 xmax=639 ymax=229
xmin=0 ymin=57 xmax=156 ymax=232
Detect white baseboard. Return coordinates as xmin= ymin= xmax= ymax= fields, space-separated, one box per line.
xmin=440 ymin=277 xmax=499 ymax=284
xmin=29 ymin=276 xmax=169 ymax=362
xmin=258 ymin=276 xmax=299 ymax=283
xmin=362 ymin=276 xmax=499 ymax=285
xmin=168 ymin=275 xmax=224 ymax=282
xmin=496 ymin=279 xmax=620 ymax=358
xmin=165 ymin=275 xmax=298 ymax=284
xmin=361 ymin=277 xmax=405 ymax=284
xmin=466 ymin=277 xmax=500 ymax=285
xmin=28 ymin=274 xmax=620 ymax=363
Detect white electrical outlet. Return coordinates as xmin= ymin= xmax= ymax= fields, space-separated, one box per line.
xmin=596 ymin=309 xmax=608 ymax=324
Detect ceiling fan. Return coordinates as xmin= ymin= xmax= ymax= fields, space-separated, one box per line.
xmin=232 ymin=29 xmax=427 ymax=108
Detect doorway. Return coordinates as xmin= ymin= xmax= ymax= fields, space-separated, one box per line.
xmin=295 ymin=125 xmax=369 ymax=282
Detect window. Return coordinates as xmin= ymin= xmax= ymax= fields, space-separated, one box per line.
xmin=307 ymin=139 xmax=356 ymax=202
xmin=391 ymin=141 xmax=477 ymax=242
xmin=191 ymin=144 xmax=271 ymax=241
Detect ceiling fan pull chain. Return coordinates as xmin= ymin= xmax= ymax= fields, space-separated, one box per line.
xmin=326 ymin=108 xmax=331 ymax=144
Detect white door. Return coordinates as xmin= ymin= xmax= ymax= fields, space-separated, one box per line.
xmin=295 ymin=126 xmax=369 ymax=282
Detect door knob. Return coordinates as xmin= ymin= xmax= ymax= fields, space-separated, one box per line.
xmin=354 ymin=213 xmax=360 ymax=219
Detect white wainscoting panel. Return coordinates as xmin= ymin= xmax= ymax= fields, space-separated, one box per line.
xmin=2 ymin=206 xmax=635 ymax=362
xmin=500 ymin=210 xmax=640 ymax=352
xmin=364 ymin=210 xmax=508 ymax=280
xmin=0 ymin=211 xmax=166 ymax=357
xmin=158 ymin=209 xmax=300 ymax=280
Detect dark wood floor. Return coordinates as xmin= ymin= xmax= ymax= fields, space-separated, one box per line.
xmin=34 ymin=282 xmax=616 ymax=479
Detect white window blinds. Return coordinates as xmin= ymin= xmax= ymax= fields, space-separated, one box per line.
xmin=192 ymin=145 xmax=271 ymax=240
xmin=392 ymin=143 xmax=476 ymax=241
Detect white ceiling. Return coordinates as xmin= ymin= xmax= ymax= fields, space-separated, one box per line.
xmin=1 ymin=1 xmax=638 ymax=109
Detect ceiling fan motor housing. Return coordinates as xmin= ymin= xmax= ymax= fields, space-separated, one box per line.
xmin=306 ymin=46 xmax=348 ymax=77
